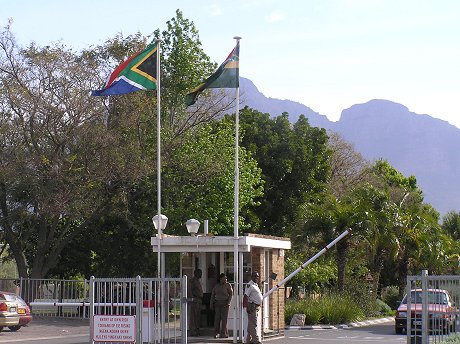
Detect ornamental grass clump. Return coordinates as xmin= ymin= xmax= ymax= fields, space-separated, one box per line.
xmin=286 ymin=293 xmax=365 ymax=325
xmin=440 ymin=334 xmax=460 ymax=344
xmin=318 ymin=293 xmax=365 ymax=324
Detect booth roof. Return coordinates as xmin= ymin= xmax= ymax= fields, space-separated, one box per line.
xmin=151 ymin=233 xmax=291 ymax=253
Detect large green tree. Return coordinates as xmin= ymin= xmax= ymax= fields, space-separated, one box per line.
xmin=293 ymin=133 xmax=370 ymax=291
xmin=0 ymin=22 xmax=145 ymax=278
xmin=239 ymin=109 xmax=330 ymax=236
xmin=442 ymin=211 xmax=460 ymax=241
xmin=366 ymin=160 xmax=446 ymax=297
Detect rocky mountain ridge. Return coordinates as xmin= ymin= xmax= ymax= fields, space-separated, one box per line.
xmin=239 ymin=77 xmax=460 ymax=215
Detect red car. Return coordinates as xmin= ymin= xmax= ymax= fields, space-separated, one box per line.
xmin=395 ymin=289 xmax=456 ymax=334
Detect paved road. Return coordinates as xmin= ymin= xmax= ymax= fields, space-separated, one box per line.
xmin=0 ymin=317 xmax=405 ymax=344
xmin=283 ymin=323 xmax=406 ymax=344
xmin=0 ymin=317 xmax=89 ymax=344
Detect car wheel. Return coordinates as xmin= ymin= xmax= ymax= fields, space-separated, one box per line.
xmin=395 ymin=326 xmax=404 ymax=334
xmin=0 ymin=327 xmax=3 ymax=333
xmin=8 ymin=325 xmax=21 ymax=332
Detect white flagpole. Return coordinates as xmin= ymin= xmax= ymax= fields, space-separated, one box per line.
xmin=156 ymin=39 xmax=162 ymax=280
xmin=233 ymin=36 xmax=241 ymax=344
xmin=155 ymin=39 xmax=164 ymax=341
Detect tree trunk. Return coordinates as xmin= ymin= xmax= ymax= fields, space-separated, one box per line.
xmin=336 ymin=238 xmax=349 ymax=292
xmin=396 ymin=249 xmax=410 ymax=299
xmin=370 ymin=248 xmax=386 ymax=296
xmin=0 ymin=182 xmax=29 ymax=277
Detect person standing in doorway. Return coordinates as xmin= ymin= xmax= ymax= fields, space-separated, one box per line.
xmin=210 ymin=273 xmax=233 ymax=338
xmin=188 ymin=269 xmax=203 ymax=336
xmin=243 ymin=271 xmax=263 ymax=344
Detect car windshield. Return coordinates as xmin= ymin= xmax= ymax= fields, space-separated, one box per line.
xmin=402 ymin=291 xmax=448 ymax=305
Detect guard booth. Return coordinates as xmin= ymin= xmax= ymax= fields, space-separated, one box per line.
xmin=151 ymin=231 xmax=291 ymax=340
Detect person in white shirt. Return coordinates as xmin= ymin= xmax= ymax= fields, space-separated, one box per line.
xmin=243 ymin=271 xmax=263 ymax=344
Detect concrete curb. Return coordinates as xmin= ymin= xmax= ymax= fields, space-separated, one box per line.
xmin=285 ymin=317 xmax=394 ymax=330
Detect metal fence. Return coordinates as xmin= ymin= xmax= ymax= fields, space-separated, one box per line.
xmin=0 ymin=276 xmax=188 ymax=344
xmin=1 ymin=276 xmax=286 ymax=342
xmin=89 ymin=276 xmax=186 ymax=344
xmin=0 ymin=277 xmax=89 ymax=318
xmin=406 ymin=271 xmax=460 ymax=344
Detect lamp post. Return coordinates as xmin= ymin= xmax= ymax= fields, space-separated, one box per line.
xmin=152 ymin=214 xmax=168 ymax=276
xmin=152 ymin=214 xmax=168 ymax=341
xmin=152 ymin=214 xmax=168 ymax=233
xmin=185 ymin=219 xmax=200 ymax=236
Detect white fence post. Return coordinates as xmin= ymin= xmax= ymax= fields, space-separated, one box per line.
xmin=181 ymin=275 xmax=188 ymax=344
xmin=136 ymin=276 xmax=142 ymax=344
xmin=89 ymin=276 xmax=95 ymax=344
xmin=421 ymin=270 xmax=428 ymax=344
xmin=406 ymin=274 xmax=411 ymax=344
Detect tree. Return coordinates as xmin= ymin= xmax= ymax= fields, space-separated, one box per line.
xmin=158 ymin=9 xmax=235 ymax=139
xmin=160 ymin=118 xmax=264 ymax=235
xmin=239 ymin=109 xmax=330 ymax=236
xmin=16 ymin=11 xmax=263 ymax=278
xmin=1 ymin=11 xmax=245 ymax=278
xmin=367 ymin=160 xmax=445 ymax=297
xmin=327 ymin=132 xmax=370 ymax=199
xmin=292 ymin=133 xmax=372 ymax=291
xmin=442 ymin=211 xmax=460 ymax=241
xmin=0 ymin=22 xmax=153 ymax=277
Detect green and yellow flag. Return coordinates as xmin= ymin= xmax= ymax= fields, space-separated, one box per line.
xmin=185 ymin=42 xmax=240 ymax=106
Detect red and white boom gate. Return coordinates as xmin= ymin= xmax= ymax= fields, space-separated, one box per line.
xmin=263 ymin=228 xmax=352 ymax=299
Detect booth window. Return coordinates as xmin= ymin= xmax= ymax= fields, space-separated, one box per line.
xmin=223 ymin=251 xmax=252 ymax=283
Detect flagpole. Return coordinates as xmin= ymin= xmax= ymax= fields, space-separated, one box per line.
xmin=155 ymin=39 xmax=164 ymax=341
xmin=156 ymin=39 xmax=162 ymax=280
xmin=233 ymin=35 xmax=241 ymax=344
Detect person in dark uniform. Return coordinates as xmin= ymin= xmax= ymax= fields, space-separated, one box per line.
xmin=188 ymin=269 xmax=203 ymax=336
xmin=210 ymin=273 xmax=233 ymax=338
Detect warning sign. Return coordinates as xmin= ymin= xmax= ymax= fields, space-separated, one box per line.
xmin=93 ymin=315 xmax=136 ymax=342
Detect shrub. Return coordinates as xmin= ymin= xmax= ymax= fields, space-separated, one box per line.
xmin=319 ymin=293 xmax=365 ymax=324
xmin=342 ymin=278 xmax=379 ymax=317
xmin=285 ymin=293 xmax=365 ymax=325
xmin=375 ymin=298 xmax=393 ymax=316
xmin=285 ymin=298 xmax=306 ymax=324
xmin=286 ymin=298 xmax=321 ymax=325
xmin=440 ymin=334 xmax=460 ymax=344
xmin=381 ymin=285 xmax=401 ymax=310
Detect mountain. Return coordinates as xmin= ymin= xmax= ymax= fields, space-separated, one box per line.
xmin=239 ymin=77 xmax=460 ymax=215
xmin=239 ymin=78 xmax=331 ymax=129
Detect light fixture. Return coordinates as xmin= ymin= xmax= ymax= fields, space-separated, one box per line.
xmin=152 ymin=214 xmax=168 ymax=232
xmin=186 ymin=219 xmax=200 ymax=236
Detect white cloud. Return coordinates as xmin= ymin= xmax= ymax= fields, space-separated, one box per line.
xmin=265 ymin=10 xmax=286 ymax=23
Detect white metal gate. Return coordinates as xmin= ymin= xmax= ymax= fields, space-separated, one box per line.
xmin=89 ymin=276 xmax=187 ymax=344
xmin=405 ymin=271 xmax=460 ymax=344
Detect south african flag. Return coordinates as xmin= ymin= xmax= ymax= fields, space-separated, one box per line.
xmin=185 ymin=42 xmax=239 ymax=106
xmin=92 ymin=43 xmax=158 ymax=97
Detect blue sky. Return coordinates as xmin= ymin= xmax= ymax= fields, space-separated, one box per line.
xmin=1 ymin=0 xmax=459 ymax=128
